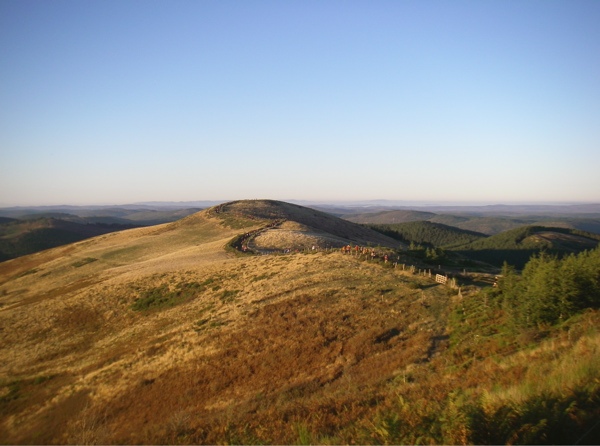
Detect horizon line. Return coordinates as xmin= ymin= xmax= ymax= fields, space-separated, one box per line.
xmin=1 ymin=198 xmax=599 ymax=209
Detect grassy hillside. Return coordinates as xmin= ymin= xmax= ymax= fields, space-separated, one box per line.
xmin=1 ymin=201 xmax=599 ymax=444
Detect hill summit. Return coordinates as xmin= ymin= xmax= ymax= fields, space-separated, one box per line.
xmin=204 ymin=199 xmax=402 ymax=251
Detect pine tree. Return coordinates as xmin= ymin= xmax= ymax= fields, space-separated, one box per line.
xmin=500 ymin=247 xmax=600 ymax=328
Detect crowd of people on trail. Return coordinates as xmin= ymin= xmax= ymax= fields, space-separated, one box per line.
xmin=232 ymin=229 xmax=464 ymax=289
xmin=236 ymin=235 xmax=398 ymax=264
xmin=339 ymin=244 xmax=396 ymax=264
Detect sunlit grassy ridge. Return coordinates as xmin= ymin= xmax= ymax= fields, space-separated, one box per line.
xmin=0 ymin=200 xmax=598 ymax=444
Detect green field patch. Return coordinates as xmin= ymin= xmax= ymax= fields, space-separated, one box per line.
xmin=101 ymin=244 xmax=153 ymax=263
xmin=217 ymin=213 xmax=262 ymax=230
xmin=193 ymin=317 xmax=226 ymax=333
xmin=72 ymin=257 xmax=98 ymax=268
xmin=0 ymin=380 xmax=21 ymax=404
xmin=250 ymin=272 xmax=278 ymax=282
xmin=219 ymin=289 xmax=241 ymax=303
xmin=32 ymin=375 xmax=53 ymax=385
xmin=131 ymin=278 xmax=216 ymax=312
xmin=16 ymin=268 xmax=39 ymax=278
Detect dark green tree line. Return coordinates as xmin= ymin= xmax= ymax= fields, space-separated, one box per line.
xmin=499 ymin=247 xmax=600 ymax=327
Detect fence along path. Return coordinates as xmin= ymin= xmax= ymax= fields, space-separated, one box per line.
xmin=232 ymin=230 xmax=464 ymax=291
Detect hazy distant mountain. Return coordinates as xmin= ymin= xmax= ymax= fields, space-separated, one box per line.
xmin=343 ymin=210 xmax=437 ymax=224
xmin=312 ymin=201 xmax=600 ymax=216
xmin=344 ymin=208 xmax=600 ymax=236
xmin=0 ymin=207 xmax=201 ymax=225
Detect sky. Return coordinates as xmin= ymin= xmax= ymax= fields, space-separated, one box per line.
xmin=1 ymin=0 xmax=599 ymax=206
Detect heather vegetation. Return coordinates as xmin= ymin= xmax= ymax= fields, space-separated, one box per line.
xmin=336 ymin=247 xmax=600 ymax=445
xmin=435 ymin=248 xmax=600 ymax=445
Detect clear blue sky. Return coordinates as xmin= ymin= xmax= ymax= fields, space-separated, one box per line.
xmin=1 ymin=0 xmax=599 ymax=206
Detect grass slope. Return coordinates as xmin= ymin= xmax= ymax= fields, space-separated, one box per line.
xmin=0 ymin=201 xmax=598 ymax=444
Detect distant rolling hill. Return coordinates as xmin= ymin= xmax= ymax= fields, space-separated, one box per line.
xmin=344 ymin=209 xmax=600 ymax=236
xmin=0 ymin=207 xmax=201 ymax=226
xmin=529 ymin=218 xmax=600 ymax=235
xmin=455 ymin=225 xmax=600 ymax=268
xmin=0 ymin=218 xmax=138 ymax=262
xmin=365 ymin=221 xmax=600 ymax=269
xmin=343 ymin=210 xmax=437 ymax=224
xmin=367 ymin=221 xmax=486 ymax=248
